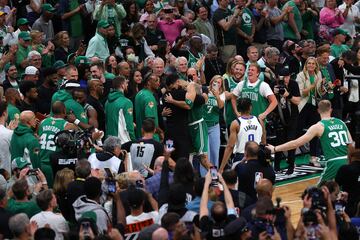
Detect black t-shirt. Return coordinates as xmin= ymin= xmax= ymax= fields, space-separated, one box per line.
xmin=145 ymin=28 xmax=165 ymax=47
xmin=335 ymin=161 xmax=360 ymax=217
xmin=162 ymin=88 xmax=188 ymax=130
xmin=213 ymin=8 xmax=237 ymax=46
xmin=235 ymin=160 xmax=276 ymax=204
xmin=50 ymin=151 xmax=78 ymax=177
xmin=87 ymin=95 xmax=105 ymax=131
xmin=271 ymin=79 xmax=300 ymax=121
xmin=37 ymin=85 xmax=57 ymax=114
xmin=0 ymin=208 xmax=13 ymax=239
xmin=200 ymin=214 xmax=237 ymax=239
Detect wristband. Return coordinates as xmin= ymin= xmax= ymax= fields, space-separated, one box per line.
xmin=74 ymin=119 xmax=80 ymax=125
xmin=274 ymin=146 xmax=277 ymax=153
xmin=42 ymin=181 xmax=48 ymax=185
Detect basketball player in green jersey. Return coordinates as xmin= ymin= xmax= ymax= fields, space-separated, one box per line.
xmin=38 ymin=101 xmax=77 ymax=186
xmin=267 ymin=100 xmax=353 ymax=184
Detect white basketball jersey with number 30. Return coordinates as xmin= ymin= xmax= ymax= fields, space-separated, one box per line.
xmin=234 ymin=116 xmax=262 ymax=154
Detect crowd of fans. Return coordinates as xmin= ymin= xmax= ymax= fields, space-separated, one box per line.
xmin=0 ymin=0 xmax=360 ymax=239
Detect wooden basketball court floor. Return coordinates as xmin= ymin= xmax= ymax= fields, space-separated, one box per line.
xmin=273 ymin=177 xmax=319 ymax=226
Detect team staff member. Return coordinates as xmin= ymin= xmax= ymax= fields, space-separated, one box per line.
xmin=135 ymin=72 xmax=161 ymax=141
xmin=105 ymin=76 xmax=135 ymax=143
xmin=231 ymin=63 xmax=277 ymax=121
xmin=38 ymin=101 xmax=77 ymax=186
xmin=122 ymin=119 xmax=164 ymax=178
xmin=220 ymin=98 xmax=264 ymax=173
xmin=267 ymin=100 xmax=353 ymax=184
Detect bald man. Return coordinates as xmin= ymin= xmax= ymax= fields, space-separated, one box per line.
xmin=10 ymin=110 xmax=41 ymax=168
xmin=5 ymin=88 xmax=21 ymax=124
xmin=241 ymin=178 xmax=274 ymax=221
xmin=118 ymin=61 xmax=130 ymax=79
xmin=87 ymin=79 xmax=105 ymax=131
xmin=152 ymin=227 xmax=168 ymax=240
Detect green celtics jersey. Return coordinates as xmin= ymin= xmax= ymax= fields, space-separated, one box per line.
xmin=282 ymin=1 xmax=302 ymax=40
xmin=187 ymin=51 xmax=204 ymax=70
xmin=186 ymin=98 xmax=205 ymax=124
xmin=7 ymin=103 xmax=20 ymax=124
xmin=38 ymin=117 xmax=67 ymax=163
xmin=320 ymin=118 xmax=349 ymax=161
xmin=240 ymin=79 xmax=268 ymax=117
xmin=205 ymin=93 xmax=225 ymax=126
xmin=134 ymin=89 xmax=159 ymax=141
xmin=224 ymin=75 xmax=239 ymax=126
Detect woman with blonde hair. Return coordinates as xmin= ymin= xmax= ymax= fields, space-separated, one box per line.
xmin=296 ymin=57 xmax=322 ymax=166
xmin=30 ymin=30 xmax=55 ymax=67
xmin=53 ymin=168 xmax=74 ymax=221
xmin=223 ymin=60 xmax=246 ymax=129
xmin=202 ymin=75 xmax=225 ymax=174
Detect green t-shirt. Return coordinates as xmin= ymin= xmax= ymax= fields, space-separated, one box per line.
xmin=185 ymin=98 xmax=205 ymax=124
xmin=282 ymin=1 xmax=302 ymax=40
xmin=319 ymin=118 xmax=349 ymax=161
xmin=204 ymin=93 xmax=224 ymax=126
xmin=38 ymin=117 xmax=67 ymax=164
xmin=330 ymin=44 xmax=350 ymax=58
xmin=301 ymin=11 xmax=315 ymax=40
xmin=7 ymin=103 xmax=20 ymax=124
xmin=69 ymin=0 xmax=83 ymax=38
xmin=134 ymin=89 xmax=159 ymax=141
xmin=6 ymin=198 xmax=41 ymax=218
xmin=16 ymin=44 xmax=31 ymax=75
xmin=320 ymin=66 xmax=334 ymax=100
xmin=188 ymin=51 xmax=203 ymax=70
xmin=240 ymin=79 xmax=268 ymax=117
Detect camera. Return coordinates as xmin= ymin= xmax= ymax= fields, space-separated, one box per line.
xmin=302 ymin=187 xmax=327 ymax=212
xmin=258 ymin=144 xmax=273 ymax=165
xmin=210 ymin=166 xmax=218 ymax=186
xmin=187 ymin=75 xmax=193 ymax=82
xmin=277 ymin=80 xmax=286 ymax=95
xmin=27 ymin=168 xmax=38 ymax=176
xmin=254 ymin=219 xmax=275 ymax=237
xmin=334 ymin=200 xmax=345 ymax=215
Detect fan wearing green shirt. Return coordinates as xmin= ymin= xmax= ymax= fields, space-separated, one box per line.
xmin=15 ymin=32 xmax=32 ymax=75
xmin=134 ymin=71 xmax=162 ymax=142
xmin=282 ymin=0 xmax=302 ymax=41
xmin=5 ymin=88 xmax=21 ymax=124
xmin=267 ymin=100 xmax=353 ymax=184
xmin=330 ymin=29 xmax=350 ymax=58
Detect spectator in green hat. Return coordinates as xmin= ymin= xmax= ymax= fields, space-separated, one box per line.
xmin=15 ymin=32 xmax=32 ymax=75
xmin=331 ymin=28 xmax=350 ymax=58
xmin=85 ymin=20 xmax=111 ymax=61
xmin=32 ymin=3 xmax=56 ymax=42
xmin=13 ymin=18 xmax=31 ymax=45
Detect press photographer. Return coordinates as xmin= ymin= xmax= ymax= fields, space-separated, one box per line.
xmin=271 ymin=68 xmax=300 ymax=174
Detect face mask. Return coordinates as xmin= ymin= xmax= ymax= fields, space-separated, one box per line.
xmin=127 ymin=53 xmax=139 ymax=63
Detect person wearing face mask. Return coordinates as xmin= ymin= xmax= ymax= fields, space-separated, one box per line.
xmin=10 ymin=111 xmax=41 ymax=168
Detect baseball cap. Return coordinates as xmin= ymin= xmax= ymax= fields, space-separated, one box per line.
xmin=64 ymin=80 xmax=81 ymax=89
xmin=75 ymin=56 xmax=90 ymax=66
xmin=42 ymin=3 xmax=56 ymax=13
xmin=18 ymin=31 xmax=31 ymax=41
xmin=333 ymin=28 xmax=348 ymax=37
xmin=0 ymin=11 xmax=6 ymax=17
xmin=224 ymin=217 xmax=249 ymax=237
xmin=97 ymin=20 xmax=110 ymax=29
xmin=17 ymin=18 xmax=29 ymax=26
xmin=11 ymin=157 xmax=30 ymax=170
xmin=25 ymin=66 xmax=38 ymax=75
xmin=53 ymin=60 xmax=67 ymax=70
xmin=79 ymin=211 xmax=97 ymax=224
xmin=4 ymin=62 xmax=12 ymax=73
xmin=278 ymin=67 xmax=290 ymax=77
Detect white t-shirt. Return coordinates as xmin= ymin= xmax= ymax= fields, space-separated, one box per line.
xmin=30 ymin=211 xmax=69 ymax=240
xmin=232 ymin=79 xmax=274 ymax=99
xmin=126 ymin=211 xmax=159 ymax=224
xmin=339 ymin=3 xmax=360 ymax=37
xmin=0 ymin=125 xmax=13 ymax=173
